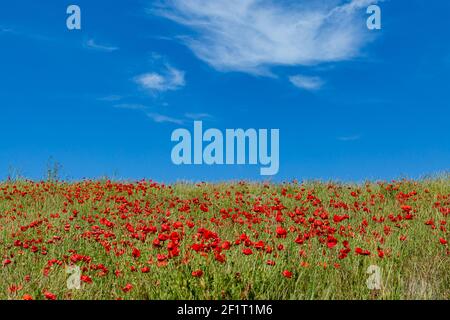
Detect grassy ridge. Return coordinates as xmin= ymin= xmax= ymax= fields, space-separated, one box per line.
xmin=0 ymin=178 xmax=449 ymax=300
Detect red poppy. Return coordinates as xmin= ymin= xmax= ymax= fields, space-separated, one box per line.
xmin=401 ymin=205 xmax=412 ymax=213
xmin=282 ymin=270 xmax=292 ymax=278
xmin=221 ymin=241 xmax=231 ymax=250
xmin=2 ymin=259 xmax=12 ymax=266
xmin=9 ymin=284 xmax=22 ymax=293
xmin=266 ymin=260 xmax=276 ymax=266
xmin=132 ymin=248 xmax=141 ymax=259
xmin=192 ymin=269 xmax=203 ymax=277
xmin=214 ymin=253 xmax=226 ymax=263
xmin=44 ymin=291 xmax=56 ymax=300
xmin=326 ymin=235 xmax=338 ymax=249
xmin=81 ymin=275 xmax=93 ymax=284
xmin=157 ymin=254 xmax=167 ymax=262
xmin=333 ymin=214 xmax=349 ymax=223
xmin=276 ymin=226 xmax=287 ymax=238
xmin=122 ymin=283 xmax=133 ymax=293
xmin=242 ymin=248 xmax=253 ymax=255
xmin=355 ymin=247 xmax=371 ymax=256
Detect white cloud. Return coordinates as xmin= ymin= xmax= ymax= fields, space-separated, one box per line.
xmin=0 ymin=25 xmax=53 ymax=41
xmin=289 ymin=75 xmax=324 ymax=91
xmin=84 ymin=39 xmax=119 ymax=52
xmin=135 ymin=65 xmax=186 ymax=92
xmin=147 ymin=112 xmax=185 ymax=125
xmin=184 ymin=112 xmax=213 ymax=120
xmin=153 ymin=0 xmax=377 ymax=75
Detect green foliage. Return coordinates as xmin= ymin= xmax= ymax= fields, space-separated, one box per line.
xmin=0 ymin=179 xmax=449 ymax=300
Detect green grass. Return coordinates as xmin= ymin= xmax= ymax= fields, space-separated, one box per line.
xmin=0 ymin=178 xmax=449 ymax=300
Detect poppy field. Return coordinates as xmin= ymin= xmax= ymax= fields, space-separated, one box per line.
xmin=0 ymin=178 xmax=449 ymax=300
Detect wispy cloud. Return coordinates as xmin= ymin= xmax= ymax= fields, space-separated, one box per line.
xmin=289 ymin=75 xmax=324 ymax=91
xmin=98 ymin=95 xmax=123 ymax=102
xmin=0 ymin=24 xmax=53 ymax=41
xmin=337 ymin=135 xmax=361 ymax=142
xmin=184 ymin=112 xmax=214 ymax=120
xmin=147 ymin=112 xmax=185 ymax=125
xmin=152 ymin=0 xmax=378 ymax=75
xmin=0 ymin=26 xmax=14 ymax=34
xmin=108 ymin=101 xmax=187 ymax=125
xmin=135 ymin=65 xmax=186 ymax=93
xmin=105 ymin=97 xmax=190 ymax=125
xmin=84 ymin=39 xmax=119 ymax=52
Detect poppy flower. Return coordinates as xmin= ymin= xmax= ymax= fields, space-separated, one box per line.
xmin=81 ymin=275 xmax=93 ymax=284
xmin=22 ymin=294 xmax=33 ymax=300
xmin=333 ymin=214 xmax=349 ymax=223
xmin=2 ymin=259 xmax=11 ymax=267
xmin=214 ymin=253 xmax=226 ymax=263
xmin=132 ymin=248 xmax=141 ymax=259
xmin=439 ymin=238 xmax=448 ymax=245
xmin=355 ymin=247 xmax=371 ymax=256
xmin=276 ymin=226 xmax=287 ymax=238
xmin=192 ymin=269 xmax=203 ymax=277
xmin=401 ymin=205 xmax=412 ymax=213
xmin=157 ymin=254 xmax=167 ymax=262
xmin=153 ymin=238 xmax=162 ymax=247
xmin=221 ymin=241 xmax=231 ymax=250
xmin=9 ymin=284 xmax=22 ymax=293
xmin=242 ymin=248 xmax=253 ymax=255
xmin=254 ymin=241 xmax=265 ymax=250
xmin=44 ymin=291 xmax=56 ymax=300
xmin=282 ymin=270 xmax=292 ymax=278
xmin=266 ymin=260 xmax=276 ymax=266
xmin=326 ymin=235 xmax=338 ymax=249
xmin=122 ymin=283 xmax=133 ymax=293
xmin=404 ymin=213 xmax=413 ymax=220
xmin=186 ymin=221 xmax=195 ymax=228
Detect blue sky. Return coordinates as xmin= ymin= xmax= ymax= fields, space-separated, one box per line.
xmin=0 ymin=0 xmax=449 ymax=182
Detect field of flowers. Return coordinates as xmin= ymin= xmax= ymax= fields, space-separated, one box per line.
xmin=0 ymin=178 xmax=449 ymax=300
